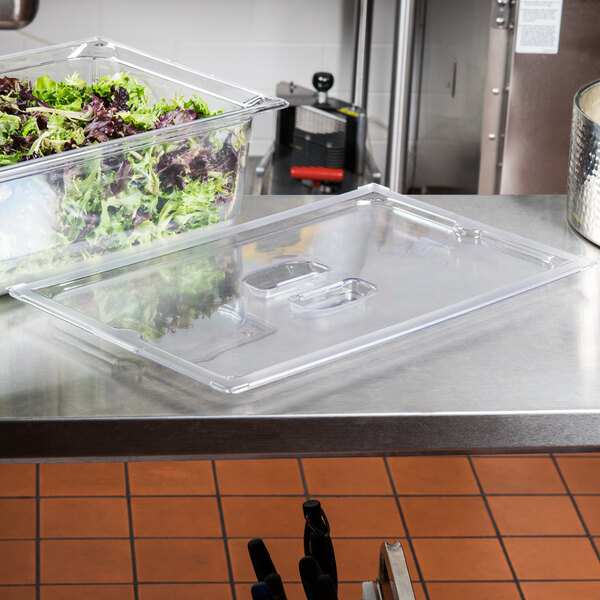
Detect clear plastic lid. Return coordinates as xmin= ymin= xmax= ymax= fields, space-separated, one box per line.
xmin=9 ymin=184 xmax=595 ymax=393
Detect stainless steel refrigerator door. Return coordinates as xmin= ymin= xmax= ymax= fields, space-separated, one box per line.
xmin=495 ymin=0 xmax=600 ymax=194
xmin=387 ymin=0 xmax=494 ymax=194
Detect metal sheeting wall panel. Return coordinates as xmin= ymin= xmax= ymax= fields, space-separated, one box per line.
xmin=409 ymin=0 xmax=492 ymax=193
xmin=499 ymin=0 xmax=600 ymax=194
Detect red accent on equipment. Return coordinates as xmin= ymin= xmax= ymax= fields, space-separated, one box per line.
xmin=290 ymin=166 xmax=344 ymax=182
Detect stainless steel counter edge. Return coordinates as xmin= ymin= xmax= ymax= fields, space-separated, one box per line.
xmin=2 ymin=413 xmax=599 ymax=460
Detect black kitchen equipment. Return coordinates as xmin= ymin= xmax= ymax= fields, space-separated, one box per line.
xmin=251 ymin=582 xmax=274 ymax=600
xmin=245 ymin=495 xmax=416 ymax=600
xmin=303 ymin=499 xmax=338 ymax=589
xmin=248 ymin=538 xmax=278 ymax=581
xmin=299 ymin=555 xmax=322 ymax=600
xmin=253 ymin=73 xmax=381 ymax=195
xmin=264 ymin=573 xmax=287 ymax=600
xmin=277 ymin=72 xmax=364 ymax=175
xmin=248 ymin=538 xmax=288 ymax=600
xmin=316 ymin=574 xmax=338 ymax=600
xmin=299 ymin=559 xmax=338 ymax=600
xmin=289 ymin=75 xmax=346 ymax=173
xmin=252 ymin=0 xmax=380 ymax=194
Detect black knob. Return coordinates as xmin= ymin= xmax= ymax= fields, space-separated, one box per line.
xmin=312 ymin=72 xmax=334 ymax=93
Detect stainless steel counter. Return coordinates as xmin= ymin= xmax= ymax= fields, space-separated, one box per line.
xmin=2 ymin=193 xmax=600 ymax=459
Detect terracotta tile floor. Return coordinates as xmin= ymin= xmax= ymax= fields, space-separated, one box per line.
xmin=0 ymin=453 xmax=599 ymax=600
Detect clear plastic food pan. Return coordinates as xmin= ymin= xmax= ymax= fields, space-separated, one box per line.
xmin=0 ymin=37 xmax=286 ymax=291
xmin=9 ymin=184 xmax=594 ymax=393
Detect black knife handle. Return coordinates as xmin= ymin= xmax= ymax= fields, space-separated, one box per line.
xmin=264 ymin=572 xmax=287 ymax=600
xmin=303 ymin=500 xmax=329 ymax=535
xmin=316 ymin=574 xmax=338 ymax=600
xmin=251 ymin=582 xmax=274 ymax=600
xmin=308 ymin=530 xmax=338 ymax=589
xmin=248 ymin=538 xmax=278 ymax=581
xmin=299 ymin=555 xmax=322 ymax=600
xmin=302 ymin=500 xmax=337 ymax=589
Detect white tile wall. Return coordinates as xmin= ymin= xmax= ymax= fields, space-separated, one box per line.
xmin=4 ymin=0 xmax=398 ymax=175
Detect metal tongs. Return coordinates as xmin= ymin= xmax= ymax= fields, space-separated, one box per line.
xmin=362 ymin=542 xmax=416 ymax=600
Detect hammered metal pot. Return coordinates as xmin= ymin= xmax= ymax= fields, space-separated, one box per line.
xmin=567 ymin=79 xmax=600 ymax=246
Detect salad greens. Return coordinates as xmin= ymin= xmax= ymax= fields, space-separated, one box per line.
xmin=0 ymin=72 xmax=218 ymax=164
xmin=82 ymin=255 xmax=239 ymax=340
xmin=0 ymin=72 xmax=245 ymax=281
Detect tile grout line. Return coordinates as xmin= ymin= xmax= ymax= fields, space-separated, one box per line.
xmin=382 ymin=456 xmax=431 ymax=600
xmin=550 ymin=454 xmax=600 ymax=565
xmin=4 ymin=533 xmax=596 ymax=541
xmin=297 ymin=458 xmax=311 ymax=500
xmin=5 ymin=577 xmax=600 ymax=587
xmin=123 ymin=463 xmax=139 ymax=600
xmin=211 ymin=459 xmax=237 ymax=600
xmin=466 ymin=456 xmax=526 ymax=600
xmin=34 ymin=582 xmax=139 ymax=587
xmin=35 ymin=463 xmax=40 ymax=600
xmin=24 ymin=492 xmax=600 ymax=499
